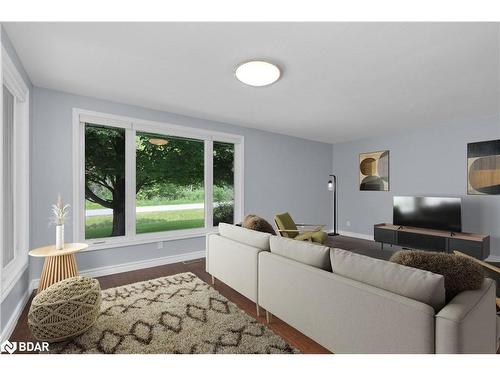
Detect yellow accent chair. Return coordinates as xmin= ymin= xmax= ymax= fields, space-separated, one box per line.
xmin=274 ymin=212 xmax=328 ymax=244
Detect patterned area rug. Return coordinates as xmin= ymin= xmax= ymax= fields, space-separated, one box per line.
xmin=48 ymin=272 xmax=298 ymax=354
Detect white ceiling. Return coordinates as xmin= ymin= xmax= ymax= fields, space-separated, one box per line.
xmin=4 ymin=22 xmax=499 ymax=143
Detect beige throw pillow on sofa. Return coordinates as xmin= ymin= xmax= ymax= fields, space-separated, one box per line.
xmin=330 ymin=248 xmax=446 ymax=311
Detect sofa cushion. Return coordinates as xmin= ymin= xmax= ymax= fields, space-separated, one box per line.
xmin=390 ymin=250 xmax=485 ymax=301
xmin=270 ymin=236 xmax=331 ymax=271
xmin=242 ymin=214 xmax=276 ymax=235
xmin=330 ymin=248 xmax=446 ymax=311
xmin=218 ymin=223 xmax=271 ymax=251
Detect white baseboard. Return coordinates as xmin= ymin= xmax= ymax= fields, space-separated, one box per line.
xmin=338 ymin=230 xmax=374 ymax=241
xmin=485 ymin=255 xmax=500 ymax=262
xmin=30 ymin=250 xmax=206 ymax=292
xmin=0 ymin=288 xmax=31 ymax=343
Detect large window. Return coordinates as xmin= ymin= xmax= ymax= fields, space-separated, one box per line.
xmin=74 ymin=110 xmax=243 ymax=249
xmin=1 ymin=47 xmax=30 ymax=296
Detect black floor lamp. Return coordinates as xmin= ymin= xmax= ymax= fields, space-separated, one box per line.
xmin=328 ymin=174 xmax=339 ymax=236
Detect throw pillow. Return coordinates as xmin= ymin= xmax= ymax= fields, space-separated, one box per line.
xmin=390 ymin=250 xmax=485 ymax=301
xmin=242 ymin=214 xmax=276 ymax=235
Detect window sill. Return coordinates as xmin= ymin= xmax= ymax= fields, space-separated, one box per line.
xmin=82 ymin=227 xmax=220 ymax=252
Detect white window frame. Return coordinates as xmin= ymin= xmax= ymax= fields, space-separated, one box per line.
xmin=72 ymin=108 xmax=244 ymax=251
xmin=1 ymin=46 xmax=30 ymax=299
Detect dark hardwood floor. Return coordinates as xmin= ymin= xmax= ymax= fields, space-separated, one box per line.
xmin=9 ymin=234 xmax=499 ymax=354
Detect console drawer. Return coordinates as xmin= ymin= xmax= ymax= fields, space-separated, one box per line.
xmin=397 ymin=231 xmax=446 ymax=252
xmin=374 ymin=228 xmax=396 ymax=244
xmin=449 ymin=238 xmax=487 ymax=260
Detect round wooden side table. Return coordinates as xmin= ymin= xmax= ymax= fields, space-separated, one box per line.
xmin=29 ymin=243 xmax=88 ymax=294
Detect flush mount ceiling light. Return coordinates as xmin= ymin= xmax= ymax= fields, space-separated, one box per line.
xmin=149 ymin=138 xmax=169 ymax=146
xmin=235 ymin=60 xmax=281 ymax=87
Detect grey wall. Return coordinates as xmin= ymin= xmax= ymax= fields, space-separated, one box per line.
xmin=30 ymin=87 xmax=333 ymax=278
xmin=1 ymin=25 xmax=33 ymax=335
xmin=332 ymin=116 xmax=500 ymax=259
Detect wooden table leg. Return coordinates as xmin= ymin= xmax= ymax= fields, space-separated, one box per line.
xmin=37 ymin=254 xmax=79 ymax=294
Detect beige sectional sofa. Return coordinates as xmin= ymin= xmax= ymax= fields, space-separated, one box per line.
xmin=206 ymin=223 xmax=499 ymax=353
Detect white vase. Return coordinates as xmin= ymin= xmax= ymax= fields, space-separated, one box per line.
xmin=56 ymin=224 xmax=64 ymax=250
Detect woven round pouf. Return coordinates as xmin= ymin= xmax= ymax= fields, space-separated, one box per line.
xmin=28 ymin=276 xmax=101 ymax=342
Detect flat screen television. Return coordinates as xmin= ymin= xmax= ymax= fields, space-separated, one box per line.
xmin=393 ymin=196 xmax=462 ymax=233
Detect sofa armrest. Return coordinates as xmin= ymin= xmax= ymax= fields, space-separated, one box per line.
xmin=435 ymin=278 xmax=497 ymax=353
xmin=497 ymin=314 xmax=500 ymax=352
xmin=206 ymin=233 xmax=262 ymax=302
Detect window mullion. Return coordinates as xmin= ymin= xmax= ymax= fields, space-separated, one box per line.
xmin=126 ymin=128 xmax=136 ymax=239
xmin=204 ymin=140 xmax=214 ymax=229
xmin=234 ymin=142 xmax=244 ymax=223
xmin=76 ymin=121 xmax=86 ymax=242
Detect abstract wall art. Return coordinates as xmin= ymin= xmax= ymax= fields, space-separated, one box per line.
xmin=467 ymin=139 xmax=500 ymax=195
xmin=359 ymin=150 xmax=390 ymax=191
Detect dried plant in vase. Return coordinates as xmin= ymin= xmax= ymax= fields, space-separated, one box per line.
xmin=51 ymin=194 xmax=70 ymax=250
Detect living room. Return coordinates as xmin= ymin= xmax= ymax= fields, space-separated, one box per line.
xmin=1 ymin=1 xmax=499 ymax=372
